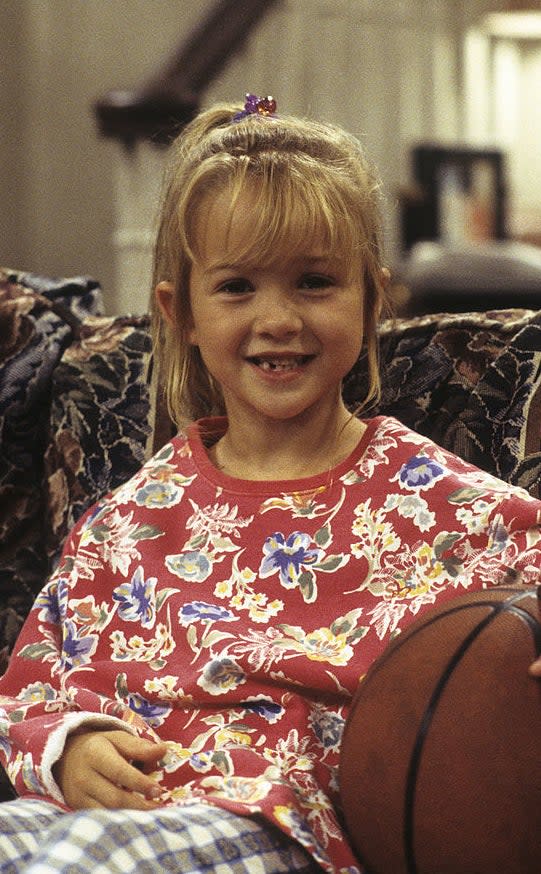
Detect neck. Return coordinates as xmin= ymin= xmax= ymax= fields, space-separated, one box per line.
xmin=208 ymin=404 xmax=366 ymax=480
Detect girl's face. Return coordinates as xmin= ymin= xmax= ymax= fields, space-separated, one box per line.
xmin=160 ymin=185 xmax=366 ymax=431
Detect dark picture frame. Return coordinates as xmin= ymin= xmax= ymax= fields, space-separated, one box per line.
xmin=401 ymin=145 xmax=507 ymax=250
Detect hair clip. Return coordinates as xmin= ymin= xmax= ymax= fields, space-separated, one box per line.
xmin=232 ymin=93 xmax=277 ymax=122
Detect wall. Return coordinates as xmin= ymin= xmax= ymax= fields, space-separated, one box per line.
xmin=2 ymin=0 xmax=537 ymax=314
xmin=461 ymin=21 xmax=541 ymax=241
xmin=205 ymin=0 xmax=474 ymax=260
xmin=116 ymin=0 xmax=485 ymax=313
xmin=508 ymin=42 xmax=541 ymax=239
xmin=0 ymin=0 xmax=212 ymax=309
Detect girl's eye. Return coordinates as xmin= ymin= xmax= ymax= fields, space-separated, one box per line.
xmin=299 ymin=274 xmax=334 ymax=290
xmin=218 ymin=278 xmax=253 ymax=295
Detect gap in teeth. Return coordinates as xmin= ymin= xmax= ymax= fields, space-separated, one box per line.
xmin=258 ymin=358 xmax=299 ymax=372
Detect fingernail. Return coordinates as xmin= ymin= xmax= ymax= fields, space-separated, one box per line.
xmin=147 ymin=785 xmax=164 ymax=799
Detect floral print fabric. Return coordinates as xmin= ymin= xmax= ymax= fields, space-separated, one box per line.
xmin=1 ymin=415 xmax=541 ymax=873
xmin=0 ymin=269 xmax=103 ymax=671
xmin=0 ymin=270 xmax=155 ymax=676
xmin=345 ymin=308 xmax=541 ymax=496
xmin=44 ymin=313 xmax=154 ymax=567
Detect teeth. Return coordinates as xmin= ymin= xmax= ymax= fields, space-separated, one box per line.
xmin=258 ymin=359 xmax=300 ymax=372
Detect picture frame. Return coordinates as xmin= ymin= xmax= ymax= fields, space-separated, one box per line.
xmin=401 ymin=145 xmax=507 ymax=250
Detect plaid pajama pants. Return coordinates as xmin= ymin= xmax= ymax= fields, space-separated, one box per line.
xmin=0 ymin=798 xmax=321 ymax=873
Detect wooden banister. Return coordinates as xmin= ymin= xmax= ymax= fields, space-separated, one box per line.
xmin=94 ymin=0 xmax=279 ymax=146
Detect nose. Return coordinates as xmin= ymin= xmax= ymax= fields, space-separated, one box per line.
xmin=252 ymin=288 xmax=303 ymax=338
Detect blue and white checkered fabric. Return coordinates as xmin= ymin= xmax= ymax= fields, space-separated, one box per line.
xmin=0 ymin=798 xmax=320 ymax=873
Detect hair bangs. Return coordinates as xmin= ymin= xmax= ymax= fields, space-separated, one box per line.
xmin=184 ymin=153 xmax=365 ymax=274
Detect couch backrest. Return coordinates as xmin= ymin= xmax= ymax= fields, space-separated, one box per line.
xmin=344 ymin=307 xmax=541 ymax=497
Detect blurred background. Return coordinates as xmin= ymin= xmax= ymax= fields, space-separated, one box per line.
xmin=2 ymin=0 xmax=541 ymax=314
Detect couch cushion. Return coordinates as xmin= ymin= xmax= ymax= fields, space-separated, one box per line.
xmin=0 ymin=268 xmax=103 ymax=670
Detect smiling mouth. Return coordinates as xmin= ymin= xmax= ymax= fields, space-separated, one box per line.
xmin=248 ymin=356 xmax=313 ymax=372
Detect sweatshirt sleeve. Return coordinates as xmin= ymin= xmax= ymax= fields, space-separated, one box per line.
xmin=0 ymin=509 xmax=155 ymax=804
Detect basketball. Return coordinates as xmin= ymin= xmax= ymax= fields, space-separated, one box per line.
xmin=339 ymin=586 xmax=541 ymax=874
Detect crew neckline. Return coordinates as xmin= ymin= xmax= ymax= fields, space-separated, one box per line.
xmin=186 ymin=416 xmax=383 ymax=494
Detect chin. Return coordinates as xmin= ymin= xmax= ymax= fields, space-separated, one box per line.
xmin=256 ymin=402 xmax=326 ymax=423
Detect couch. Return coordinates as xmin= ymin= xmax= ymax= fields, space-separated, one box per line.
xmin=1 ymin=265 xmax=541 ymax=802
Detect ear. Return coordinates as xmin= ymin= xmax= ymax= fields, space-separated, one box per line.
xmin=155 ymin=281 xmax=198 ymax=344
xmin=155 ymin=281 xmax=175 ymax=325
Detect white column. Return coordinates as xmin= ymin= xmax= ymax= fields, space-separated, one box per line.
xmin=111 ymin=144 xmax=165 ymax=315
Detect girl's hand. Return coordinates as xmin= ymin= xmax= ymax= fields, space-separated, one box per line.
xmin=529 ymin=588 xmax=541 ymax=677
xmin=53 ymin=729 xmax=168 ymax=810
xmin=529 ymin=656 xmax=541 ymax=677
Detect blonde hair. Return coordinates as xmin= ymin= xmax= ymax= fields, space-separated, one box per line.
xmin=151 ymin=102 xmax=388 ymax=428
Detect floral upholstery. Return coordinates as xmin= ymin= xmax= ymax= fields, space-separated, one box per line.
xmin=1 ymin=269 xmax=541 ymax=678
xmin=1 ymin=270 xmax=100 ymax=668
xmin=44 ymin=313 xmax=156 ymax=571
xmin=0 ymin=270 xmax=156 ymax=675
xmin=344 ymin=307 xmax=541 ymax=497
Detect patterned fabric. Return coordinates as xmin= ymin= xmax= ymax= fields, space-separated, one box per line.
xmin=0 ymin=269 xmax=103 ymax=672
xmin=0 ymin=797 xmax=319 ymax=873
xmin=44 ymin=313 xmax=154 ymax=569
xmin=345 ymin=308 xmax=541 ymax=496
xmin=0 ymin=272 xmax=156 ymax=676
xmin=1 ymin=416 xmax=540 ymax=872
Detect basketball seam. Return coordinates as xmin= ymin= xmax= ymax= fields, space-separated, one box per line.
xmin=364 ymin=589 xmax=537 ymax=684
xmin=403 ymin=595 xmax=540 ymax=874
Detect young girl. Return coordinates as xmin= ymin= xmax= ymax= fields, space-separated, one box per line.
xmin=0 ymin=94 xmax=540 ymax=874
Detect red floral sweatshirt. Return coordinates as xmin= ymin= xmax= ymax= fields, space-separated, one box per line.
xmin=1 ymin=416 xmax=540 ymax=873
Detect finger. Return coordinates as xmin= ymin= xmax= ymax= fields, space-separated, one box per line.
xmin=131 ymin=743 xmax=169 ymax=774
xmin=73 ymin=772 xmax=164 ymax=811
xmin=97 ymin=747 xmax=165 ymax=799
xmin=109 ymin=733 xmax=168 ymax=765
xmin=58 ymin=731 xmax=167 ymax=809
xmin=529 ymin=656 xmax=541 ymax=677
xmin=73 ymin=733 xmax=164 ymax=801
xmin=108 ymin=734 xmax=168 ymax=780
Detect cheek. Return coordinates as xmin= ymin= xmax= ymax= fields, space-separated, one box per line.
xmin=333 ymin=298 xmax=364 ymax=342
xmin=186 ymin=297 xmax=210 ymax=347
xmin=189 ymin=324 xmax=230 ymax=366
xmin=339 ymin=310 xmax=365 ymax=368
